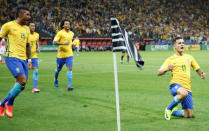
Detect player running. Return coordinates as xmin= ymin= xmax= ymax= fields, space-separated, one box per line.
xmin=157 ymin=35 xmax=206 ymax=120
xmin=73 ymin=36 xmax=80 ymax=55
xmin=53 ymin=19 xmax=75 ymax=91
xmin=28 ymin=22 xmax=40 ymax=93
xmin=0 ymin=7 xmax=31 ymax=118
xmin=0 ymin=38 xmax=6 ymax=64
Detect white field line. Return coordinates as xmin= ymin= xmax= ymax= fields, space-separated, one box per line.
xmin=0 ymin=60 xmax=159 ymax=79
xmin=0 ymin=68 xmax=156 ymax=79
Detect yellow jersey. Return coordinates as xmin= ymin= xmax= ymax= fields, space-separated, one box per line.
xmin=53 ymin=29 xmax=74 ymax=58
xmin=28 ymin=32 xmax=39 ymax=58
xmin=0 ymin=21 xmax=29 ymax=60
xmin=73 ymin=38 xmax=80 ymax=47
xmin=160 ymin=54 xmax=200 ymax=92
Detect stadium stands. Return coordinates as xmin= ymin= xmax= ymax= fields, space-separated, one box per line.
xmin=0 ymin=0 xmax=208 ymax=45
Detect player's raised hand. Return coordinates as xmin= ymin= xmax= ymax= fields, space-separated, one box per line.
xmin=167 ymin=64 xmax=174 ymax=71
xmin=200 ymin=72 xmax=206 ymax=79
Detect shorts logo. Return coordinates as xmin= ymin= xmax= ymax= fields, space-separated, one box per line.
xmin=16 ymin=68 xmax=20 ymax=73
xmin=174 ymin=85 xmax=178 ymax=89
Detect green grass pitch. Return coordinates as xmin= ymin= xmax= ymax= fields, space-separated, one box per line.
xmin=0 ymin=51 xmax=209 ymax=131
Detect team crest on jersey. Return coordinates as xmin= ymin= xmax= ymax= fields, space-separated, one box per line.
xmin=16 ymin=68 xmax=20 ymax=73
xmin=187 ymin=59 xmax=191 ymax=63
xmin=13 ymin=29 xmax=17 ymax=32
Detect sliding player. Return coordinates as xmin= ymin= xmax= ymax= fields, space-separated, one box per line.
xmin=158 ymin=36 xmax=206 ymax=120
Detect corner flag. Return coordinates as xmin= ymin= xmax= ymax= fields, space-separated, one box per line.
xmin=111 ymin=18 xmax=144 ymax=131
xmin=111 ymin=17 xmax=144 ymax=69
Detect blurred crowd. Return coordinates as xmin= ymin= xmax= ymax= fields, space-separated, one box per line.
xmin=0 ymin=0 xmax=208 ymax=44
xmin=113 ymin=0 xmax=208 ymax=44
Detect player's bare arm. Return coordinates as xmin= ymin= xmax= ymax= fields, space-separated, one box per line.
xmin=53 ymin=41 xmax=69 ymax=45
xmin=36 ymin=42 xmax=40 ymax=52
xmin=26 ymin=43 xmax=32 ymax=69
xmin=157 ymin=64 xmax=173 ymax=76
xmin=196 ymin=68 xmax=206 ymax=79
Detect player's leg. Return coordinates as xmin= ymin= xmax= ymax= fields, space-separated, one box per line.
xmin=181 ymin=91 xmax=194 ymax=118
xmin=170 ymin=88 xmax=191 ymax=118
xmin=183 ymin=109 xmax=193 ymax=118
xmin=0 ymin=54 xmax=4 ymax=64
xmin=127 ymin=52 xmax=129 ymax=64
xmin=54 ymin=58 xmax=64 ymax=87
xmin=32 ymin=58 xmax=40 ymax=93
xmin=0 ymin=49 xmax=5 ymax=64
xmin=0 ymin=48 xmax=2 ymax=62
xmin=66 ymin=56 xmax=74 ymax=91
xmin=165 ymin=83 xmax=188 ymax=120
xmin=121 ymin=50 xmax=125 ymax=64
xmin=167 ymin=87 xmax=188 ymax=110
xmin=77 ymin=46 xmax=79 ymax=55
xmin=0 ymin=57 xmax=27 ymax=118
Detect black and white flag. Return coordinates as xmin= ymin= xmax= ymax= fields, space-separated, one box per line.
xmin=111 ymin=17 xmax=144 ymax=70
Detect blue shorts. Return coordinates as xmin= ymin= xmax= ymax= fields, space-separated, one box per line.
xmin=181 ymin=91 xmax=193 ymax=109
xmin=32 ymin=58 xmax=39 ymax=68
xmin=169 ymin=83 xmax=183 ymax=96
xmin=5 ymin=57 xmax=28 ymax=79
xmin=169 ymin=83 xmax=193 ymax=109
xmin=56 ymin=56 xmax=73 ymax=69
xmin=74 ymin=47 xmax=78 ymax=51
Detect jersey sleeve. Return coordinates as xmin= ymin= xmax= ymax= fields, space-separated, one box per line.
xmin=0 ymin=23 xmax=10 ymax=38
xmin=160 ymin=58 xmax=171 ymax=70
xmin=53 ymin=31 xmax=61 ymax=42
xmin=191 ymin=56 xmax=200 ymax=71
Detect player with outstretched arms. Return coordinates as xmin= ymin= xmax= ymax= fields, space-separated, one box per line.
xmin=158 ymin=35 xmax=206 ymax=120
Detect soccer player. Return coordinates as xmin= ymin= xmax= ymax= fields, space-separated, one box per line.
xmin=73 ymin=36 xmax=80 ymax=55
xmin=0 ymin=7 xmax=31 ymax=118
xmin=157 ymin=36 xmax=206 ymax=120
xmin=53 ymin=19 xmax=74 ymax=91
xmin=121 ymin=49 xmax=129 ymax=64
xmin=0 ymin=38 xmax=6 ymax=64
xmin=28 ymin=22 xmax=40 ymax=93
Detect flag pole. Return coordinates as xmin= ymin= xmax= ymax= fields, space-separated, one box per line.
xmin=113 ymin=52 xmax=121 ymax=131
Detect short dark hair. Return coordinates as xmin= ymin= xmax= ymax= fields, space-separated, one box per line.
xmin=28 ymin=20 xmax=35 ymax=25
xmin=173 ymin=35 xmax=183 ymax=43
xmin=17 ymin=7 xmax=30 ymax=17
xmin=60 ymin=19 xmax=70 ymax=29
